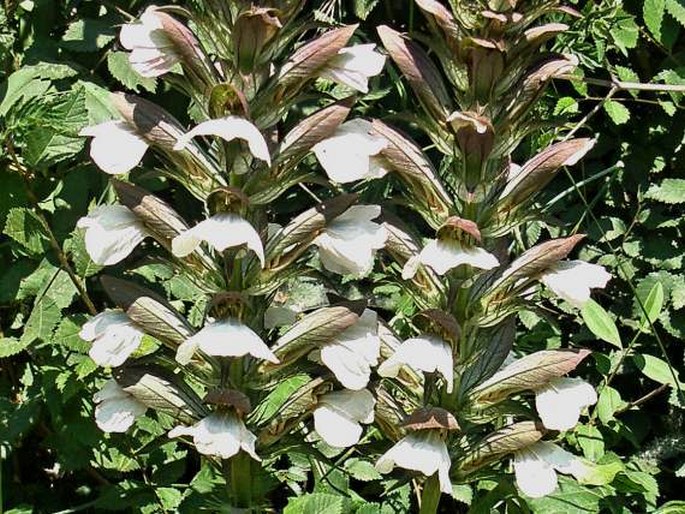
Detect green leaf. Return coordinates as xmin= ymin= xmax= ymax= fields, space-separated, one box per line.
xmin=451 ymin=484 xmax=473 ymax=505
xmin=353 ymin=0 xmax=380 ymax=20
xmin=644 ymin=0 xmax=666 ymax=40
xmin=344 ymin=458 xmax=382 ymax=481
xmin=633 ymin=354 xmax=682 ymax=388
xmin=576 ymin=424 xmax=605 ymax=461
xmin=250 ymin=374 xmax=311 ymax=426
xmin=0 ymin=337 xmax=30 ymax=358
xmin=603 ymin=100 xmax=630 ymax=125
xmin=644 ymin=178 xmax=685 ymax=204
xmin=107 ymin=51 xmax=157 ymax=93
xmin=284 ymin=493 xmax=344 ymax=514
xmin=596 ymin=386 xmax=626 ymax=424
xmin=61 ymin=18 xmax=116 ymax=52
xmin=581 ymin=300 xmax=622 ymax=349
xmin=610 ymin=12 xmax=639 ymax=54
xmin=666 ymin=0 xmax=685 ymax=27
xmin=0 ymin=63 xmax=77 ymax=116
xmin=3 ymin=207 xmax=50 ymax=255
xmin=655 ymin=501 xmax=685 ymax=513
xmin=527 ymin=477 xmax=612 ymax=513
xmin=637 ymin=282 xmax=664 ymax=331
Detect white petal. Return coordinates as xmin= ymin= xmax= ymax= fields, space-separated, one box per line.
xmin=320 ymin=44 xmax=386 ymax=93
xmin=314 ymin=399 xmax=366 ymax=448
xmin=77 ymin=205 xmax=148 ymax=265
xmin=80 ymin=121 xmax=149 ymax=174
xmin=178 ymin=319 xmax=279 ymax=364
xmin=171 ymin=214 xmax=265 ymax=266
xmin=540 ymin=260 xmax=611 ymax=308
xmin=119 ymin=8 xmax=178 ymax=77
xmin=312 ymin=119 xmax=388 ymax=183
xmin=514 ymin=446 xmax=559 ymax=498
xmin=94 ymin=380 xmax=146 ymax=433
xmin=418 ymin=239 xmax=499 ymax=276
xmin=174 ymin=117 xmax=271 ymax=166
xmin=174 ymin=339 xmax=200 ymax=366
xmin=536 ymin=377 xmax=598 ymax=431
xmin=320 ymin=310 xmax=381 ymax=389
xmin=375 ymin=431 xmax=451 ymax=486
xmin=81 ymin=310 xmax=144 ymax=367
xmin=314 ymin=205 xmax=387 ymax=276
xmin=378 ymin=335 xmax=454 ymax=393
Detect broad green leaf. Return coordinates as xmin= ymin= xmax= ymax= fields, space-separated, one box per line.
xmin=527 ymin=477 xmax=613 ymax=513
xmin=3 ymin=207 xmax=50 ymax=255
xmin=451 ymin=484 xmax=473 ymax=505
xmin=107 ymin=51 xmax=157 ymax=93
xmin=644 ymin=0 xmax=666 ymax=41
xmin=655 ymin=501 xmax=685 ymax=513
xmin=596 ymin=385 xmax=626 ymax=424
xmin=644 ymin=178 xmax=685 ymax=204
xmin=633 ymin=354 xmax=682 ymax=388
xmin=603 ymin=100 xmax=630 ymax=125
xmin=576 ymin=424 xmax=605 ymax=460
xmin=0 ymin=63 xmax=77 ymax=116
xmin=582 ymin=300 xmax=622 ymax=349
xmin=610 ymin=12 xmax=639 ymax=54
xmin=249 ymin=373 xmax=310 ymax=426
xmin=61 ymin=18 xmax=116 ymax=52
xmin=637 ymin=282 xmax=664 ymax=331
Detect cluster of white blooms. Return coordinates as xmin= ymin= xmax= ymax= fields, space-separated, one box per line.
xmin=75 ymin=6 xmax=614 ymax=503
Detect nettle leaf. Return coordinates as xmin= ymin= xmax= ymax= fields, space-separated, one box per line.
xmin=0 ymin=62 xmax=77 ymax=116
xmin=107 ymin=51 xmax=157 ymax=93
xmin=526 ymin=476 xmax=613 ymax=513
xmin=610 ymin=11 xmax=639 ymax=54
xmin=666 ymin=0 xmax=685 ymax=27
xmin=283 ymin=493 xmax=344 ymax=514
xmin=3 ymin=207 xmax=50 ymax=255
xmin=24 ymin=89 xmax=88 ymax=168
xmin=353 ymin=0 xmax=379 ymax=20
xmin=581 ymin=300 xmax=622 ymax=349
xmin=603 ymin=100 xmax=630 ymax=125
xmin=0 ymin=337 xmax=29 ymax=358
xmin=644 ymin=0 xmax=666 ymax=42
xmin=61 ymin=18 xmax=116 ymax=52
xmin=644 ymin=178 xmax=685 ymax=204
xmin=344 ymin=458 xmax=382 ymax=481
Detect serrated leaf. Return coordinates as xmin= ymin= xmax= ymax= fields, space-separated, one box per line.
xmin=644 ymin=178 xmax=685 ymax=204
xmin=582 ymin=300 xmax=622 ymax=349
xmin=610 ymin=12 xmax=639 ymax=54
xmin=0 ymin=337 xmax=29 ymax=357
xmin=603 ymin=100 xmax=630 ymax=125
xmin=666 ymin=0 xmax=685 ymax=27
xmin=645 ymin=0 xmax=666 ymax=41
xmin=3 ymin=207 xmax=50 ymax=255
xmin=0 ymin=63 xmax=77 ymax=116
xmin=284 ymin=493 xmax=344 ymax=514
xmin=107 ymin=51 xmax=157 ymax=93
xmin=344 ymin=458 xmax=382 ymax=481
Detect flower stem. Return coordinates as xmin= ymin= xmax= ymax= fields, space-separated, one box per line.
xmin=419 ymin=474 xmax=441 ymax=514
xmin=230 ymin=452 xmax=253 ymax=509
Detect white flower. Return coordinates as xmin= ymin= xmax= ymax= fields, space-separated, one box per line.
xmin=80 ymin=121 xmax=149 ymax=174
xmin=169 ymin=412 xmax=260 ymax=460
xmin=94 ymin=379 xmax=147 ymax=433
xmin=319 ymin=309 xmax=381 ymax=390
xmin=378 ymin=335 xmax=454 ymax=393
xmin=539 ymin=260 xmax=611 ymax=308
xmin=171 ymin=214 xmax=265 ymax=266
xmin=174 ymin=116 xmax=271 ymax=166
xmin=313 ymin=389 xmax=375 ymax=448
xmin=80 ymin=310 xmax=145 ymax=367
xmin=376 ymin=431 xmax=452 ymax=494
xmin=319 ymin=44 xmax=386 ymax=93
xmin=402 ymin=239 xmax=499 ymax=279
xmin=535 ymin=377 xmax=597 ymax=431
xmin=119 ymin=6 xmax=179 ymax=78
xmin=313 ymin=205 xmax=387 ymax=276
xmin=514 ymin=441 xmax=591 ymax=498
xmin=77 ymin=205 xmax=149 ymax=266
xmin=175 ymin=319 xmax=279 ymax=365
xmin=312 ymin=119 xmax=388 ymax=183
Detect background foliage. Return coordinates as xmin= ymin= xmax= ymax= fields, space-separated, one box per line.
xmin=0 ymin=0 xmax=684 ymax=512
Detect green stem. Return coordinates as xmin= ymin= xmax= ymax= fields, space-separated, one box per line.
xmin=419 ymin=474 xmax=441 ymax=514
xmin=230 ymin=452 xmax=253 ymax=510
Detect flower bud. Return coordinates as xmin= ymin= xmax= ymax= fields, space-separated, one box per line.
xmin=233 ymin=7 xmax=282 ymax=74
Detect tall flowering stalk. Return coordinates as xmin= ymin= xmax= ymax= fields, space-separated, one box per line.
xmin=74 ymin=0 xmax=613 ymax=511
